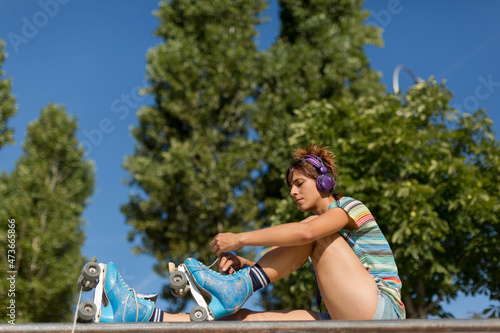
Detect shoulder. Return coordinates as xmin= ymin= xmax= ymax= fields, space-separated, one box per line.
xmin=334 ymin=197 xmax=375 ymax=229
xmin=334 ymin=197 xmax=366 ymax=212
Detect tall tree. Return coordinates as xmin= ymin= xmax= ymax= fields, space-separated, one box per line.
xmin=0 ymin=104 xmax=95 ymax=322
xmin=122 ymin=0 xmax=266 ymax=311
xmin=0 ymin=40 xmax=17 ymax=150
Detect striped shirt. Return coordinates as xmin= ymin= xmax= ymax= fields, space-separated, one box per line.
xmin=329 ymin=197 xmax=406 ymax=319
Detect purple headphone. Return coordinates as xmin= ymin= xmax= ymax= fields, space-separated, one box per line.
xmin=303 ymin=155 xmax=334 ymax=192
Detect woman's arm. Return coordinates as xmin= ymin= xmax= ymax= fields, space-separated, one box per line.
xmin=210 ymin=207 xmax=354 ymax=256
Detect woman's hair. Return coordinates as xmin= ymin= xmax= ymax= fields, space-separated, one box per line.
xmin=286 ymin=144 xmax=341 ymax=199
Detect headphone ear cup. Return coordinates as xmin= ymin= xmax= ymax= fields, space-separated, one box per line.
xmin=317 ymin=174 xmax=334 ymax=192
xmin=304 ymin=155 xmax=334 ymax=192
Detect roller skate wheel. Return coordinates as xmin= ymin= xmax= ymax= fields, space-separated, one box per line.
xmin=78 ymin=300 xmax=97 ymax=322
xmin=169 ymin=270 xmax=187 ymax=290
xmin=190 ymin=305 xmax=209 ymax=322
xmin=82 ymin=262 xmax=101 ymax=281
xmin=171 ymin=284 xmax=190 ymax=298
xmin=77 ymin=275 xmax=93 ymax=292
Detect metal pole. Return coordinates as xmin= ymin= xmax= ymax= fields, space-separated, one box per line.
xmin=393 ymin=65 xmax=425 ymax=94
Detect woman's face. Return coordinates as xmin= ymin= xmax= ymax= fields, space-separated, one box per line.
xmin=289 ymin=170 xmax=322 ymax=213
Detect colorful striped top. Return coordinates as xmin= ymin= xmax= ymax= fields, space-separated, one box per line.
xmin=329 ymin=197 xmax=406 ymax=319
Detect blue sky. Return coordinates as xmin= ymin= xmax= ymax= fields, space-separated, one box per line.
xmin=1 ymin=0 xmax=498 ymax=319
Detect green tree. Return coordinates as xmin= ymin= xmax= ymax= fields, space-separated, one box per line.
xmin=272 ymin=80 xmax=499 ymax=318
xmin=122 ymin=0 xmax=266 ymax=311
xmin=0 ymin=40 xmax=17 ymax=150
xmin=0 ymin=104 xmax=95 ymax=322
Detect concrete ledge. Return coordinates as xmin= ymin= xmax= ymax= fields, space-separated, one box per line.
xmin=1 ymin=319 xmax=500 ymax=333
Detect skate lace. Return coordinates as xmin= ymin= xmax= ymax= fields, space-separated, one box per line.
xmin=124 ymin=287 xmax=139 ymax=322
xmin=117 ymin=270 xmax=141 ymax=322
xmin=185 ymin=257 xmax=236 ymax=277
xmin=71 ymin=285 xmax=84 ymax=333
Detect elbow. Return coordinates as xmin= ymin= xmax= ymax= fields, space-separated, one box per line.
xmin=297 ymin=225 xmax=316 ymax=244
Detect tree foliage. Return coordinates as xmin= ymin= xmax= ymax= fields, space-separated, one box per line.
xmin=122 ymin=0 xmax=266 ymax=311
xmin=0 ymin=104 xmax=95 ymax=322
xmin=0 ymin=40 xmax=17 ymax=150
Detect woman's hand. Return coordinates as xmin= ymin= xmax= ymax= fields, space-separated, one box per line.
xmin=218 ymin=253 xmax=253 ymax=274
xmin=210 ymin=232 xmax=243 ymax=256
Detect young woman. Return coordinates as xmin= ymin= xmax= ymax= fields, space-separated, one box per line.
xmin=102 ymin=145 xmax=405 ymax=322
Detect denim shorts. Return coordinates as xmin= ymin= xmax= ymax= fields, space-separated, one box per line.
xmin=316 ymin=291 xmax=401 ymax=320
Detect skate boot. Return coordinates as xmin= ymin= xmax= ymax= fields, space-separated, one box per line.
xmin=104 ymin=262 xmax=155 ymax=322
xmin=184 ymin=257 xmax=253 ymax=320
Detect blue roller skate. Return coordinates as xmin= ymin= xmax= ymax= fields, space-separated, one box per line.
xmin=76 ymin=258 xmax=156 ymax=323
xmin=169 ymin=258 xmax=253 ymax=321
xmin=103 ymin=262 xmax=155 ymax=322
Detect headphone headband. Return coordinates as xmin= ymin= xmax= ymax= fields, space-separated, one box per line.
xmin=303 ymin=155 xmax=328 ymax=173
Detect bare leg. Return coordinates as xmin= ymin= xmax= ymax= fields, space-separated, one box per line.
xmin=223 ymin=308 xmax=320 ymax=321
xmin=310 ymin=233 xmax=378 ymax=320
xmin=257 ymin=243 xmax=314 ymax=282
xmin=162 ymin=308 xmax=319 ymax=322
xmin=162 ymin=312 xmax=190 ymax=322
